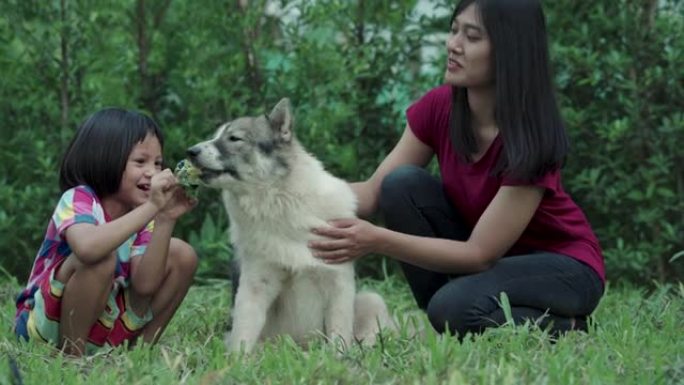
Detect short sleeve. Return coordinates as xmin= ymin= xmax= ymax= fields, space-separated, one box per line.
xmin=502 ymin=168 xmax=561 ymax=193
xmin=406 ymin=85 xmax=453 ymax=149
xmin=54 ymin=186 xmax=103 ymax=238
xmin=131 ymin=220 xmax=154 ymax=257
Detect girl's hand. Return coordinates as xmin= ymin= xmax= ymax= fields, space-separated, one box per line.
xmin=149 ymin=169 xmax=177 ymax=209
xmin=309 ymin=218 xmax=378 ymax=264
xmin=157 ymin=186 xmax=197 ymax=221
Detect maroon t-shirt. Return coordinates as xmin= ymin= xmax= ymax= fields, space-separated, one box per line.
xmin=406 ymin=85 xmax=605 ymax=282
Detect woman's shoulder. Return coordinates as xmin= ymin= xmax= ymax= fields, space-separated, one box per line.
xmin=406 ymin=84 xmax=454 ymax=147
xmin=422 ymin=84 xmax=452 ymax=102
xmin=409 ymin=84 xmax=453 ymax=116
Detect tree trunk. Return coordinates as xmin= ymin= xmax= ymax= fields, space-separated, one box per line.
xmin=135 ymin=0 xmax=150 ymax=112
xmin=134 ymin=0 xmax=171 ymax=117
xmin=235 ymin=0 xmax=264 ymax=104
xmin=59 ymin=0 xmax=70 ymax=131
xmin=639 ymin=0 xmax=673 ymax=280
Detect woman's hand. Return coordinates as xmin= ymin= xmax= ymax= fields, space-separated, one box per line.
xmin=309 ymin=218 xmax=380 ymax=264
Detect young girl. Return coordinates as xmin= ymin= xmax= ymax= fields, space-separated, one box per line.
xmin=310 ymin=0 xmax=604 ymax=338
xmin=14 ymin=108 xmax=198 ymax=356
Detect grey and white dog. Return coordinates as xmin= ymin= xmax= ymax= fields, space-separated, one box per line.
xmin=187 ymin=98 xmax=394 ymax=353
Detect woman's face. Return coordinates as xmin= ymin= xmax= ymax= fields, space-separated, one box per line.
xmin=444 ymin=3 xmax=493 ymax=89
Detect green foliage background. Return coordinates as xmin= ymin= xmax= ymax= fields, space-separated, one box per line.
xmin=0 ymin=0 xmax=682 ymax=285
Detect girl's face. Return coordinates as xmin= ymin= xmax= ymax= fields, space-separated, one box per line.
xmin=444 ymin=3 xmax=493 ymax=88
xmin=112 ymin=133 xmax=163 ymax=211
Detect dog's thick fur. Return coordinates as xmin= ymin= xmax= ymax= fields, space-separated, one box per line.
xmin=187 ymin=98 xmax=394 ymax=353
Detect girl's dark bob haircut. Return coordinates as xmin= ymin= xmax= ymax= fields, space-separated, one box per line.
xmin=59 ymin=108 xmax=164 ymax=198
xmin=449 ymin=0 xmax=568 ymax=182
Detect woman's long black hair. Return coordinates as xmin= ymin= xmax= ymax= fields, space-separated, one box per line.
xmin=449 ymin=0 xmax=568 ymax=182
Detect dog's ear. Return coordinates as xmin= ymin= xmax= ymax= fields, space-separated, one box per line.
xmin=268 ymin=98 xmax=293 ymax=142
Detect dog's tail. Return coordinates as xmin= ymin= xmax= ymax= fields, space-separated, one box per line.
xmin=353 ymin=291 xmax=397 ymax=346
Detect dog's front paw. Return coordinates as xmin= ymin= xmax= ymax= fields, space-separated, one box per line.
xmin=224 ymin=331 xmax=253 ymax=354
xmin=326 ymin=332 xmax=353 ymax=353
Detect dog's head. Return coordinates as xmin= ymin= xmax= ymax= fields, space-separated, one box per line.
xmin=186 ymin=98 xmax=295 ymax=188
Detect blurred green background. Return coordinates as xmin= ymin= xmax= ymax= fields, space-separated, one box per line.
xmin=1 ymin=0 xmax=682 ymax=285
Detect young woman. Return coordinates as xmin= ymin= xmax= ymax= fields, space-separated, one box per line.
xmin=310 ymin=0 xmax=604 ymax=338
xmin=14 ymin=108 xmax=198 ymax=356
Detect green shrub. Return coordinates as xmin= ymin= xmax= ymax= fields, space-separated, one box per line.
xmin=547 ymin=0 xmax=684 ymax=282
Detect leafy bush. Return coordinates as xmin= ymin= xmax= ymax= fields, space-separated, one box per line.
xmin=546 ymin=0 xmax=684 ymax=282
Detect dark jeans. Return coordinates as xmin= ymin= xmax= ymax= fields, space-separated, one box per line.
xmin=379 ymin=165 xmax=604 ymax=338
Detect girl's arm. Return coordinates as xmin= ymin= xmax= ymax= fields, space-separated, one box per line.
xmin=130 ymin=187 xmax=196 ymax=295
xmin=352 ymin=125 xmax=433 ymax=218
xmin=130 ymin=217 xmax=175 ymax=295
xmin=64 ymin=201 xmax=161 ymax=264
xmin=312 ymin=185 xmax=544 ymax=274
xmin=63 ymin=169 xmax=176 ymax=264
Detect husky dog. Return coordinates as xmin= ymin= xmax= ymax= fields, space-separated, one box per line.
xmin=187 ymin=98 xmax=394 ymax=353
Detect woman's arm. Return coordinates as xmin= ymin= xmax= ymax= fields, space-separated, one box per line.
xmin=352 ymin=125 xmax=433 ymax=218
xmin=375 ymin=185 xmax=544 ymax=272
xmin=312 ymin=185 xmax=544 ymax=274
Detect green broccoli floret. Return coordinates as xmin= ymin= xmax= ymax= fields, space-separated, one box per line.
xmin=174 ymin=159 xmax=202 ymax=198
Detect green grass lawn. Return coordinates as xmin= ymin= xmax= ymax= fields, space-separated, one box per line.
xmin=1 ymin=276 xmax=682 ymax=385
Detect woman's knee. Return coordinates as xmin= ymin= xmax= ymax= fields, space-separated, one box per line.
xmin=379 ymin=165 xmax=435 ymax=215
xmin=426 ymin=289 xmax=468 ymax=336
xmin=380 ymin=165 xmax=429 ymax=201
xmin=168 ymin=238 xmax=198 ymax=277
xmin=426 ymin=280 xmax=496 ymax=337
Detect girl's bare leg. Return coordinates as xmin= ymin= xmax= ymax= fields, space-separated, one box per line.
xmin=129 ymin=238 xmax=198 ymax=344
xmin=56 ymin=254 xmax=117 ymax=356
